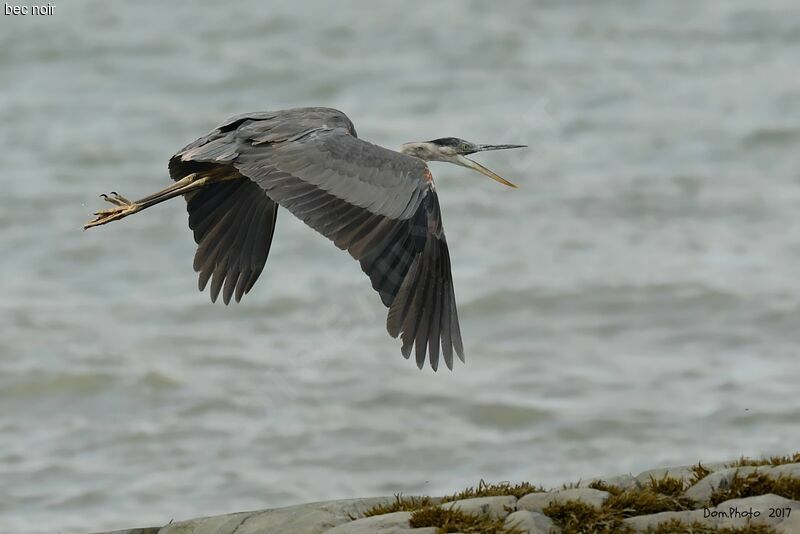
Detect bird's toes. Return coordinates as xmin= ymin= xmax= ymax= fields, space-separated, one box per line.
xmin=100 ymin=192 xmax=131 ymax=207
xmin=111 ymin=192 xmax=132 ymax=204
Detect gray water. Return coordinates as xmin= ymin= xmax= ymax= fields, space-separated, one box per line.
xmin=2 ymin=2 xmax=800 ymax=533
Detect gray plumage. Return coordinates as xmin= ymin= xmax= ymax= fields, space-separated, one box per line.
xmin=85 ymin=107 xmax=525 ymax=371
xmin=171 ymin=108 xmax=461 ymax=370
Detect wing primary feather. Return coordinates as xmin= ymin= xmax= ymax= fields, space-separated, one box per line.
xmin=398 ymin=258 xmax=426 ymax=360
xmin=188 ymin=180 xmax=239 ymax=230
xmin=220 ymin=185 xmax=263 ymax=303
xmin=190 ymin=180 xmax=244 ymax=243
xmin=203 ymin=184 xmax=259 ymax=301
xmin=234 ymin=191 xmax=272 ymax=302
xmin=427 ymin=248 xmax=443 ymax=371
xmin=368 ymin=230 xmax=416 ymax=307
xmin=195 ymin=207 xmax=238 ymax=291
xmin=233 ymin=207 xmax=264 ymax=302
xmin=428 ymin=282 xmax=442 ymax=372
xmin=194 ymin=184 xmax=252 ymax=272
xmin=450 ymin=281 xmax=464 ymax=362
xmin=221 ymin=266 xmax=242 ymax=305
xmin=329 ymin=211 xmax=375 ymax=249
xmin=394 ymin=252 xmax=423 ymax=338
xmin=441 ymin=281 xmax=454 ymax=370
xmin=192 ymin=182 xmax=249 ymax=271
xmin=244 ymin=202 xmax=278 ymax=294
xmin=387 ymin=254 xmax=421 ymax=338
xmin=414 ymin=254 xmax=435 ymax=370
xmin=350 ymin=217 xmax=398 ymax=263
xmin=220 ymin=187 xmax=263 ymax=304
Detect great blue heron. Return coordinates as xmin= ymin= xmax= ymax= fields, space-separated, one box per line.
xmin=84 ymin=107 xmax=525 ymax=370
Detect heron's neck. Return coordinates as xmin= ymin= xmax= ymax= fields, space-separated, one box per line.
xmin=399 ymin=142 xmax=438 ymax=161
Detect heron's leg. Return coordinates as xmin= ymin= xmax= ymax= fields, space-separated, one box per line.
xmin=84 ymin=173 xmax=208 ymax=229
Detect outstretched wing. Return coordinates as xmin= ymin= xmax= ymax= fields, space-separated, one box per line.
xmin=169 ymin=108 xmax=464 ymax=370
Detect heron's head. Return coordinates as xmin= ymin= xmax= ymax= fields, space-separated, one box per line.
xmin=400 ymin=137 xmax=526 ymax=188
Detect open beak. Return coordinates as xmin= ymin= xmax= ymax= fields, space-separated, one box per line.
xmin=455 ymin=144 xmax=525 ymax=188
xmin=472 ymin=144 xmax=527 ymax=152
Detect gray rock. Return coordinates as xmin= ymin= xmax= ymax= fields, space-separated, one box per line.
xmin=156 ymin=497 xmax=395 ymax=534
xmin=702 ymin=461 xmax=734 ymax=474
xmin=776 ymin=511 xmax=800 ymax=533
xmin=323 ymin=511 xmax=412 ymax=533
xmin=623 ymin=509 xmax=717 ymax=532
xmin=635 ymin=466 xmax=696 ymax=487
xmin=516 ymin=493 xmax=554 ymax=514
xmin=517 ymin=488 xmax=609 ymax=513
xmin=95 ymin=529 xmax=161 ymax=534
xmin=443 ymin=495 xmax=517 ymax=519
xmin=626 ymin=494 xmax=800 ymax=532
xmin=683 ymin=466 xmax=761 ymax=503
xmin=633 ymin=461 xmax=728 ymax=489
xmin=504 ymin=510 xmax=558 ymax=533
xmin=158 ymin=511 xmax=255 ymax=534
xmin=715 ymin=494 xmax=800 ymax=528
xmin=682 ymin=463 xmax=800 ymax=505
xmin=88 ymin=457 xmax=800 ymax=534
xmin=770 ymin=462 xmax=800 ymax=479
xmin=585 ymin=473 xmax=640 ymax=490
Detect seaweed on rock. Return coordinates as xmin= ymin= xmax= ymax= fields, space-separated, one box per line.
xmin=362 ymin=494 xmax=435 ymax=517
xmin=727 ymin=452 xmax=800 ymax=468
xmin=439 ymin=479 xmax=545 ymax=503
xmin=644 ymin=518 xmax=779 ymax=533
xmin=690 ymin=462 xmax=713 ymax=486
xmin=408 ymin=506 xmax=524 ymax=533
xmin=708 ymin=472 xmax=800 ymax=505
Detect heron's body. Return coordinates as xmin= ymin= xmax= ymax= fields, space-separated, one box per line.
xmin=85 ymin=107 xmax=524 ymax=371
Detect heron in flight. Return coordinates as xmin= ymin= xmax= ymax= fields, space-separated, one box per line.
xmin=84 ymin=107 xmax=525 ymax=371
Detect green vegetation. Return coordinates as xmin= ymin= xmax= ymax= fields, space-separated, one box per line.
xmin=690 ymin=462 xmax=712 ymax=485
xmin=362 ymin=494 xmax=435 ymax=517
xmin=647 ymin=473 xmax=688 ymax=497
xmin=362 ymin=480 xmax=542 ymax=532
xmin=644 ymin=519 xmax=779 ymax=533
xmin=408 ymin=506 xmax=523 ymax=533
xmin=358 ymin=452 xmax=800 ymax=533
xmin=439 ymin=479 xmax=545 ymax=502
xmin=586 ymin=479 xmax=623 ymax=494
xmin=543 ymin=499 xmax=634 ymax=533
xmin=727 ymin=452 xmax=800 ymax=468
xmin=604 ymin=482 xmax=693 ymax=517
xmin=709 ymin=471 xmax=800 ymax=505
xmin=546 ymin=474 xmax=694 ymax=533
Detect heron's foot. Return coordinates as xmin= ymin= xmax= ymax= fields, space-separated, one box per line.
xmin=84 ymin=192 xmax=140 ymax=229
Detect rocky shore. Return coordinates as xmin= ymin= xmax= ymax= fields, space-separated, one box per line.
xmin=94 ymin=453 xmax=800 ymax=534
